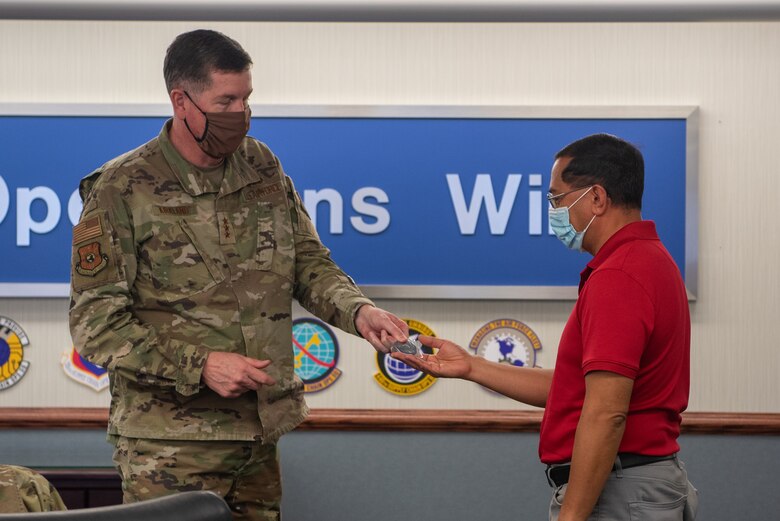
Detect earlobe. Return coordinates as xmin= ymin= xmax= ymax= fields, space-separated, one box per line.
xmin=170 ymin=90 xmax=186 ymax=119
xmin=593 ymin=186 xmax=609 ymax=215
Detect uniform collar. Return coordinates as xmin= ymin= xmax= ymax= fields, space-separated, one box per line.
xmin=578 ymin=221 xmax=658 ymax=293
xmin=158 ymin=120 xmax=263 ymax=197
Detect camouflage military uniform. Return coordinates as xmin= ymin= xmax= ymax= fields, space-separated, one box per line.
xmin=69 ymin=121 xmax=373 ymax=518
xmin=0 ymin=465 xmax=67 ymax=512
xmin=112 ymin=437 xmax=280 ymax=519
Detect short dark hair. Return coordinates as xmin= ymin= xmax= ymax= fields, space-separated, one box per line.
xmin=163 ymin=29 xmax=252 ymax=93
xmin=554 ymin=133 xmax=644 ymax=210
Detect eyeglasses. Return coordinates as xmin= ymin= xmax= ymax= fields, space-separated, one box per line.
xmin=546 ymin=185 xmax=594 ymax=209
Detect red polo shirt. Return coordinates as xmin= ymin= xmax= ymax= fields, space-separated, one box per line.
xmin=539 ymin=221 xmax=690 ymax=464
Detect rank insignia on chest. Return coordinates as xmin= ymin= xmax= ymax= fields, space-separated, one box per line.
xmin=217 ymin=211 xmax=237 ymax=245
xmin=75 ymin=241 xmax=109 ymax=276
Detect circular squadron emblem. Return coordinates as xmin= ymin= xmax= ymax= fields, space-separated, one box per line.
xmin=0 ymin=316 xmax=31 ymax=390
xmin=374 ymin=319 xmax=436 ymax=396
xmin=469 ymin=318 xmax=542 ymax=369
xmin=292 ymin=318 xmax=342 ymax=393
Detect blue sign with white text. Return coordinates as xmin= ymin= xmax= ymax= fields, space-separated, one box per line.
xmin=0 ymin=113 xmax=689 ymax=296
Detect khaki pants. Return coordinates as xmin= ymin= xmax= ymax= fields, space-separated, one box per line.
xmin=549 ymin=455 xmax=699 ymax=521
xmin=113 ymin=436 xmax=281 ymax=521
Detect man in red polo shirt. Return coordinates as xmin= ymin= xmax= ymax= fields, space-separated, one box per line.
xmin=393 ymin=134 xmax=698 ymax=520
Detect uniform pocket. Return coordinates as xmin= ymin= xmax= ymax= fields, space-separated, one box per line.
xmin=256 ymin=202 xmax=295 ymax=280
xmin=629 ymin=493 xmax=687 ymax=521
xmin=147 ymin=220 xmax=223 ymax=301
xmin=266 ymin=376 xmax=305 ymax=405
xmin=256 ymin=202 xmax=276 ymax=270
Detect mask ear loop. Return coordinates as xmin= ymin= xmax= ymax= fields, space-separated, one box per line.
xmin=569 ymin=186 xmax=597 ymax=234
xmin=567 ymin=185 xmax=594 ymax=209
xmin=183 ymin=91 xmax=209 ymax=143
xmin=580 ymin=214 xmax=597 ymax=235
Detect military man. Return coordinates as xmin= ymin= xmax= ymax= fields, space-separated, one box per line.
xmin=69 ymin=29 xmax=406 ymax=520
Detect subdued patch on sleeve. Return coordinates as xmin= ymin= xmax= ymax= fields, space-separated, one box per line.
xmin=71 ymin=211 xmax=122 ymax=292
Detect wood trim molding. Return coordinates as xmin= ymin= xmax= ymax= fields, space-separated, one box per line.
xmin=295 ymin=409 xmax=545 ymax=432
xmin=2 ymin=408 xmax=779 ymax=435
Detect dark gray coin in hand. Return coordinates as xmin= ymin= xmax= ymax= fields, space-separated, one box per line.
xmin=390 ymin=336 xmax=424 ymax=358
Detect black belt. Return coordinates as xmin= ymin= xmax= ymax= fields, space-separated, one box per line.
xmin=545 ymin=453 xmax=675 ymax=488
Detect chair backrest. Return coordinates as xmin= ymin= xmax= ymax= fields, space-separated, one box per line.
xmin=0 ymin=491 xmax=232 ymax=521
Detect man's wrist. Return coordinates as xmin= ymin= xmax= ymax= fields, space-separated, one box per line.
xmin=461 ymin=350 xmax=483 ymax=382
xmin=352 ymin=302 xmax=373 ymax=336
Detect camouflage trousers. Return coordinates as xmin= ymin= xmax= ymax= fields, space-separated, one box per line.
xmin=112 ymin=436 xmax=281 ymax=521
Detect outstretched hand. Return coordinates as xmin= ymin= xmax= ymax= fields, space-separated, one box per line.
xmin=390 ymin=335 xmax=474 ymax=379
xmin=355 ymin=305 xmax=409 ymax=353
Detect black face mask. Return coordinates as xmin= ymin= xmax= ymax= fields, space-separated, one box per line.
xmin=184 ymin=91 xmax=251 ymax=158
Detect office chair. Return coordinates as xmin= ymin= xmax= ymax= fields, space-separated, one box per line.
xmin=0 ymin=490 xmax=232 ymax=521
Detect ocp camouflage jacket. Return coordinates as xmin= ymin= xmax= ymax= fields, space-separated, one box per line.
xmin=69 ymin=121 xmax=372 ymax=443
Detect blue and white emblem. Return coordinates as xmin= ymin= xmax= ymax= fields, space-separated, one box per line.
xmin=292 ymin=318 xmax=342 ymax=393
xmin=469 ymin=318 xmax=542 ymax=369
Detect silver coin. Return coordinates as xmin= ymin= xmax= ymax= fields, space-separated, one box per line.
xmin=390 ymin=337 xmax=423 ymax=357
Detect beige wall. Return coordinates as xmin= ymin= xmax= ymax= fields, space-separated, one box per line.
xmin=0 ymin=20 xmax=777 ymax=412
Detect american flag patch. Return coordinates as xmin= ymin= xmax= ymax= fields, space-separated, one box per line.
xmin=72 ymin=215 xmax=103 ymax=245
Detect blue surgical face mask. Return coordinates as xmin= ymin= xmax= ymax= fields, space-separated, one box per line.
xmin=548 ymin=186 xmax=597 ymax=252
